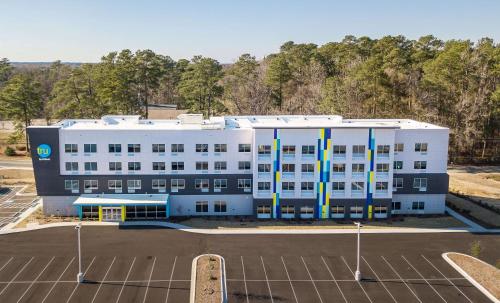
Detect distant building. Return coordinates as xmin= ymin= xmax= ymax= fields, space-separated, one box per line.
xmin=28 ymin=114 xmax=449 ymax=222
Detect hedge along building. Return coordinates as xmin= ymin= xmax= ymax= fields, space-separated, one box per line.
xmin=27 ymin=114 xmax=449 ymax=222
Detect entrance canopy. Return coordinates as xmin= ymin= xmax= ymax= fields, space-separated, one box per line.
xmin=73 ymin=194 xmax=169 ymax=207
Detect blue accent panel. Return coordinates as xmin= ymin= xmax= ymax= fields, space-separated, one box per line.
xmin=317 ymin=139 xmax=321 ymax=160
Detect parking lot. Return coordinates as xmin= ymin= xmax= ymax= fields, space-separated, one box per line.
xmin=0 ymin=227 xmax=498 ymax=302
xmin=0 ymin=186 xmax=39 ymax=229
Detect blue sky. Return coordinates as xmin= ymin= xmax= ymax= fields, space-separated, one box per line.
xmin=1 ymin=0 xmax=498 ymax=63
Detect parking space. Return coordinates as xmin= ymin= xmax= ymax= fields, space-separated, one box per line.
xmin=0 ymin=186 xmax=38 ymax=228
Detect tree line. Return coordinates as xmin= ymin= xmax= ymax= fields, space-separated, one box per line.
xmin=0 ymin=35 xmax=498 ymax=161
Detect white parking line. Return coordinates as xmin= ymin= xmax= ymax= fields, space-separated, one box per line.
xmin=301 ymin=256 xmax=324 ymax=303
xmin=362 ymin=256 xmax=397 ymax=303
xmin=280 ymin=256 xmax=298 ymax=303
xmin=65 ymin=256 xmax=96 ymax=303
xmin=260 ymin=256 xmax=274 ymax=303
xmin=41 ymin=257 xmax=75 ymax=303
xmin=0 ymin=257 xmax=14 ymax=273
xmin=421 ymin=255 xmax=473 ymax=303
xmin=381 ymin=256 xmax=422 ymax=303
xmin=241 ymin=256 xmax=249 ymax=303
xmin=401 ymin=255 xmax=447 ymax=303
xmin=341 ymin=256 xmax=374 ymax=303
xmin=164 ymin=256 xmax=177 ymax=303
xmin=115 ymin=257 xmax=136 ymax=303
xmin=0 ymin=257 xmax=34 ymax=297
xmin=91 ymin=257 xmax=116 ymax=303
xmin=320 ymin=256 xmax=348 ymax=303
xmin=142 ymin=256 xmax=156 ymax=303
xmin=16 ymin=257 xmax=55 ymax=303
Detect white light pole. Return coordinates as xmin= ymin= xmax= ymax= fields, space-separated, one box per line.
xmin=75 ymin=223 xmax=83 ymax=283
xmin=354 ymin=222 xmax=362 ymax=281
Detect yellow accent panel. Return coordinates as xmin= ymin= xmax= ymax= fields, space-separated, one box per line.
xmin=320 ymin=128 xmax=325 ymax=139
xmin=272 ymin=194 xmax=276 ymax=207
xmin=327 ymin=139 xmax=331 ymax=150
xmin=98 ymin=206 xmax=103 ymax=222
xmin=121 ymin=206 xmax=126 ymax=222
xmin=370 ymin=171 xmax=374 ymax=183
xmin=323 ymin=150 xmax=328 ymax=161
xmin=325 ymin=192 xmax=330 ymax=204
xmin=368 ymin=205 xmax=373 ymax=219
xmin=276 ymin=172 xmax=280 ymax=182
xmin=319 ymin=182 xmax=324 ymax=193
xmin=316 ymin=160 xmax=320 ymax=170
xmin=367 ymin=151 xmax=371 ymax=161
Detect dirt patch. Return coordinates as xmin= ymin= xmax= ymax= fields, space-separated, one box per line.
xmin=0 ymin=169 xmax=35 ymax=185
xmin=448 ymin=253 xmax=500 ymax=299
xmin=446 ymin=194 xmax=500 ymax=228
xmin=195 ymin=255 xmax=222 ymax=303
xmin=15 ymin=208 xmax=79 ymax=228
xmin=448 ymin=165 xmax=500 ymax=208
xmin=178 ymin=215 xmax=466 ymax=230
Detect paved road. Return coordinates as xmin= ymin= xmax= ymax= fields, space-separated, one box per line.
xmin=0 ymin=227 xmax=498 ymax=303
xmin=0 ymin=159 xmax=33 ymax=169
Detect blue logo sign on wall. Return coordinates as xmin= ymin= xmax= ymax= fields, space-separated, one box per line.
xmin=37 ymin=144 xmax=52 ymax=160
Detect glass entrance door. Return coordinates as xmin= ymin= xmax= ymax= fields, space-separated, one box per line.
xmin=102 ymin=207 xmax=122 ymax=221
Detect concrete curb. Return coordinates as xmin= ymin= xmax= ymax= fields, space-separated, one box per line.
xmin=445 ymin=207 xmax=487 ymax=231
xmin=1 ymin=197 xmax=41 ymax=231
xmin=442 ymin=252 xmax=499 ymax=303
xmin=190 ymin=254 xmax=227 ymax=303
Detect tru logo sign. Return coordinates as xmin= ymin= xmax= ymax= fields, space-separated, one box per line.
xmin=37 ymin=144 xmax=52 ymax=160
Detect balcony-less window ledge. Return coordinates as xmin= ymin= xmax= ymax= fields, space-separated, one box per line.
xmin=301 ymin=191 xmax=314 ymax=197
xmin=244 ymin=188 xmax=252 ymax=193
xmin=351 ymin=172 xmax=364 ymax=178
xmin=374 ymin=213 xmax=388 ymax=219
xmin=351 ymin=191 xmax=363 ymax=197
xmin=350 ymin=213 xmax=363 ymax=219
xmin=331 ymin=213 xmax=345 ymax=219
xmin=282 ymin=172 xmax=295 ymax=178
xmin=282 ymin=214 xmax=295 ymax=219
xmin=332 ymin=173 xmax=345 ymax=179
xmin=301 ymin=172 xmax=314 ymax=178
xmin=282 ymin=190 xmax=295 ymax=197
xmin=332 ymin=190 xmax=345 ymax=196
xmin=352 ymin=153 xmax=365 ymax=159
xmin=258 ymin=154 xmax=271 ymax=160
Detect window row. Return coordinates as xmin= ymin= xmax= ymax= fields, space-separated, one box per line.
xmin=65 ymin=143 xmax=252 ymax=154
xmin=195 ymin=201 xmax=227 ymax=213
xmin=65 ymin=161 xmax=253 ymax=171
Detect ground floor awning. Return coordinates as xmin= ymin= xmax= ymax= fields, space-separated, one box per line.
xmin=73 ymin=194 xmax=169 ymax=221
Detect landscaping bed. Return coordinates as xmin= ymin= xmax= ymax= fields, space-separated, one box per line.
xmin=194 ymin=254 xmax=223 ymax=303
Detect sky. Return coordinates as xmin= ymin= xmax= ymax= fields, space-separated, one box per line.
xmin=0 ymin=0 xmax=499 ymax=63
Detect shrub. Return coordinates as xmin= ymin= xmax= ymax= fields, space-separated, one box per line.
xmin=4 ymin=146 xmax=16 ymax=156
xmin=470 ymin=240 xmax=482 ymax=258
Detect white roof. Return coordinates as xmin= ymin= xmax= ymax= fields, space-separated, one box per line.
xmin=30 ymin=114 xmax=447 ymax=131
xmin=73 ymin=194 xmax=168 ymax=206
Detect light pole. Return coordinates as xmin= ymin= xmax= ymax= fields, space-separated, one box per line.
xmin=75 ymin=223 xmax=84 ymax=283
xmin=354 ymin=222 xmax=362 ymax=281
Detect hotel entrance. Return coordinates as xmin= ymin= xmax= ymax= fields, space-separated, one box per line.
xmin=102 ymin=207 xmax=122 ymax=221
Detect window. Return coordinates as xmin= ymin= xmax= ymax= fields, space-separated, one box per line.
xmin=153 ymin=162 xmax=166 ymax=171
xmin=351 ymin=182 xmax=364 ymax=192
xmin=82 ymin=206 xmax=99 ymax=220
xmin=196 ymin=144 xmax=209 ymax=153
xmin=152 ymin=179 xmax=166 ymax=189
xmin=412 ymin=201 xmax=425 ymax=210
xmin=258 ymin=145 xmax=271 ymax=155
xmin=152 ymin=144 xmax=165 ymax=153
xmin=196 ymin=201 xmax=208 ymax=213
xmin=301 ymin=182 xmax=314 ymax=191
xmin=65 ymin=144 xmax=78 ymax=153
xmin=413 ymin=178 xmax=427 ymax=190
xmin=109 ymin=162 xmax=122 ymax=171
xmin=108 ymin=180 xmax=122 ymax=190
xmin=214 ymin=201 xmax=227 ymax=213
xmin=196 ymin=161 xmax=209 ymax=170
xmin=84 ymin=144 xmax=97 ymax=153
xmin=238 ymin=179 xmax=252 ymax=189
xmin=394 ymin=143 xmax=404 ymax=152
xmin=376 ymin=182 xmax=388 ymax=192
xmin=128 ymin=162 xmax=141 ymax=171
xmin=414 ymin=161 xmax=427 ymax=170
xmin=171 ymin=179 xmax=185 ymax=190
xmin=352 ymin=163 xmax=365 ymax=174
xmin=350 ymin=206 xmax=363 ymax=214
xmin=281 ymin=205 xmax=295 ymax=215
xmin=300 ymin=206 xmax=314 ymax=215
xmin=128 ymin=144 xmax=140 ymax=153
xmin=333 ymin=163 xmax=346 ymax=173
xmin=374 ymin=205 xmax=388 ymax=214
xmin=214 ymin=144 xmax=227 ymax=153
xmin=214 ymin=179 xmax=228 ymax=189
xmin=238 ymin=161 xmax=251 ymax=170
xmin=65 ymin=162 xmax=78 ymax=171
xmin=415 ymin=143 xmax=428 ymax=152
xmin=301 ymin=145 xmax=315 ymax=155
xmin=352 ymin=145 xmax=365 ymax=156
xmin=214 ymin=161 xmax=227 ymax=171
xmin=282 ymin=145 xmax=296 ymax=155
xmin=333 ymin=145 xmax=346 ymax=156
xmin=282 ymin=163 xmax=295 ymax=173
xmin=282 ymin=182 xmax=295 ymax=191
xmin=331 ymin=205 xmax=345 ymax=214
xmin=392 ymin=201 xmax=401 ymax=210
xmin=84 ymin=162 xmax=97 ymax=171
xmin=108 ymin=144 xmax=121 ymax=153
xmin=171 ymin=144 xmax=184 ymax=153
xmin=301 ymin=164 xmax=314 ymax=173
xmin=393 ymin=178 xmax=403 ymax=189
xmin=258 ymin=164 xmax=271 ymax=173
xmin=393 ymin=161 xmax=403 ymax=170
xmin=84 ymin=180 xmax=98 ymax=190
xmin=332 ymin=182 xmax=345 ymax=191
xmin=171 ymin=162 xmax=184 ymax=171
xmin=377 ymin=145 xmax=390 ymax=157
xmin=239 ymin=144 xmax=251 ymax=152
xmin=376 ymin=163 xmax=389 ymax=173
xmin=64 ymin=180 xmax=79 ymax=191
xmin=127 ymin=180 xmax=141 ymax=190
xmin=257 ymin=205 xmax=271 ymax=214
xmin=195 ymin=179 xmax=209 ymax=190
xmin=258 ymin=182 xmax=271 ymax=191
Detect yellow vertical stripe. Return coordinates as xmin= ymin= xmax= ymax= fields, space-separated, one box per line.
xmin=98 ymin=206 xmax=103 ymax=222
xmin=368 ymin=205 xmax=373 ymax=219
xmin=121 ymin=205 xmax=126 ymax=222
xmin=370 ymin=171 xmax=374 ymax=183
xmin=276 ymin=171 xmax=280 ymax=182
xmin=273 ymin=139 xmax=277 ymax=150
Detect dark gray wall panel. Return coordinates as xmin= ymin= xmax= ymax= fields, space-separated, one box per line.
xmin=393 ymin=173 xmax=449 ymax=194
